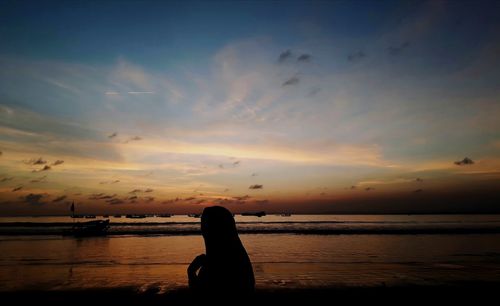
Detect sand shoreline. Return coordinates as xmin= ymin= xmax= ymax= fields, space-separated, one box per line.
xmin=2 ymin=283 xmax=500 ymax=305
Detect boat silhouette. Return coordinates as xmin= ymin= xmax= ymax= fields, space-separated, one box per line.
xmin=241 ymin=211 xmax=266 ymax=217
xmin=63 ymin=219 xmax=110 ymax=237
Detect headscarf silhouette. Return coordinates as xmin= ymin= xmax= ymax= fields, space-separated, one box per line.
xmin=188 ymin=206 xmax=255 ymax=296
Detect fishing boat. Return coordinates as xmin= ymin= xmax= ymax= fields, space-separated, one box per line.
xmin=157 ymin=213 xmax=173 ymax=218
xmin=241 ymin=211 xmax=266 ymax=217
xmin=280 ymin=213 xmax=292 ymax=217
xmin=188 ymin=213 xmax=201 ymax=218
xmin=126 ymin=214 xmax=147 ymax=219
xmin=64 ymin=219 xmax=110 ymax=237
xmin=65 ymin=202 xmax=110 ymax=237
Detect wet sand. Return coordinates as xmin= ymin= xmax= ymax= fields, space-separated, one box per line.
xmin=2 ymin=284 xmax=500 ymax=305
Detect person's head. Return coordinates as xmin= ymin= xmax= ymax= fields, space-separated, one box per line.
xmin=201 ymin=206 xmax=238 ymax=241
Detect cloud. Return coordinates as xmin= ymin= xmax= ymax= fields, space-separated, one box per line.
xmin=99 ymin=179 xmax=120 ymax=184
xmin=32 ymin=165 xmax=51 ymax=172
xmin=454 ymin=157 xmax=474 ymax=166
xmin=127 ymin=91 xmax=155 ymax=94
xmin=108 ymin=132 xmax=118 ymax=139
xmin=349 ymin=185 xmax=357 ymax=190
xmin=297 ymin=54 xmax=312 ymax=62
xmin=214 ymin=197 xmax=246 ymax=205
xmin=278 ymin=50 xmax=293 ymax=63
xmin=416 ymin=178 xmax=423 ymax=182
xmin=413 ymin=189 xmax=423 ymax=193
xmin=0 ymin=151 xmax=2 ymax=156
xmin=365 ymin=187 xmax=374 ymax=191
xmin=388 ymin=41 xmax=410 ymax=56
xmin=162 ymin=198 xmax=181 ymax=204
xmin=233 ymin=195 xmax=251 ymax=201
xmin=249 ymin=184 xmax=263 ymax=190
xmin=128 ymin=188 xmax=153 ymax=194
xmin=251 ymin=173 xmax=258 ymax=177
xmin=255 ymin=199 xmax=269 ymax=205
xmin=12 ymin=186 xmax=23 ymax=192
xmin=232 ymin=160 xmax=241 ymax=167
xmin=106 ymin=198 xmax=125 ymax=205
xmin=52 ymin=195 xmax=67 ymax=202
xmin=0 ymin=177 xmax=14 ymax=182
xmin=25 ymin=157 xmax=47 ymax=165
xmin=30 ymin=175 xmax=47 ymax=183
xmin=347 ymin=51 xmax=366 ymax=62
xmin=124 ymin=136 xmax=142 ymax=143
xmin=307 ymin=87 xmax=321 ymax=97
xmin=22 ymin=193 xmax=46 ymax=206
xmin=143 ymin=196 xmax=155 ymax=203
xmin=89 ymin=193 xmax=116 ymax=200
xmin=52 ymin=160 xmax=64 ymax=166
xmin=282 ymin=76 xmax=300 ymax=86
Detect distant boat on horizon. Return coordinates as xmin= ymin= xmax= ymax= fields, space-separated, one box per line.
xmin=126 ymin=214 xmax=147 ymax=219
xmin=241 ymin=211 xmax=266 ymax=217
xmin=187 ymin=213 xmax=201 ymax=218
xmin=157 ymin=213 xmax=173 ymax=218
xmin=63 ymin=219 xmax=110 ymax=237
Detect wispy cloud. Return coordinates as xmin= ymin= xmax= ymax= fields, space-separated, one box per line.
xmin=32 ymin=165 xmax=51 ymax=172
xmin=297 ymin=54 xmax=312 ymax=62
xmin=278 ymin=50 xmax=293 ymax=63
xmin=249 ymin=184 xmax=263 ymax=190
xmin=24 ymin=157 xmax=47 ymax=165
xmin=387 ymin=41 xmax=410 ymax=56
xmin=282 ymin=76 xmax=300 ymax=86
xmin=454 ymin=157 xmax=474 ymax=166
xmin=89 ymin=193 xmax=116 ymax=200
xmin=30 ymin=175 xmax=47 ymax=183
xmin=22 ymin=193 xmax=46 ymax=206
xmin=347 ymin=51 xmax=366 ymax=62
xmin=52 ymin=195 xmax=67 ymax=202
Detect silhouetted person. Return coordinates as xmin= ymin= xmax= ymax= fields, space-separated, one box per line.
xmin=188 ymin=206 xmax=255 ymax=300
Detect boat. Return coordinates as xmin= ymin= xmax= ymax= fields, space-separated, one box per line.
xmin=71 ymin=215 xmax=84 ymax=219
xmin=126 ymin=214 xmax=147 ymax=219
xmin=158 ymin=214 xmax=173 ymax=218
xmin=241 ymin=211 xmax=266 ymax=217
xmin=280 ymin=213 xmax=292 ymax=217
xmin=84 ymin=215 xmax=96 ymax=219
xmin=63 ymin=219 xmax=110 ymax=237
xmin=188 ymin=213 xmax=201 ymax=218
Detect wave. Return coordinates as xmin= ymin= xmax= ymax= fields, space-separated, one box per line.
xmin=1 ymin=225 xmax=500 ymax=236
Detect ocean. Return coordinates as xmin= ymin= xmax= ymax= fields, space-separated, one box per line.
xmin=1 ymin=214 xmax=500 ymax=292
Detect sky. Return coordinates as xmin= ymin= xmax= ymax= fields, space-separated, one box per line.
xmin=0 ymin=0 xmax=500 ymax=215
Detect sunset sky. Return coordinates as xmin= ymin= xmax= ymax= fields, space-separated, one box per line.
xmin=1 ymin=0 xmax=499 ymax=215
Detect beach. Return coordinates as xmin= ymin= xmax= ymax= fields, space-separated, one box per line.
xmin=1 ymin=214 xmax=500 ymax=304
